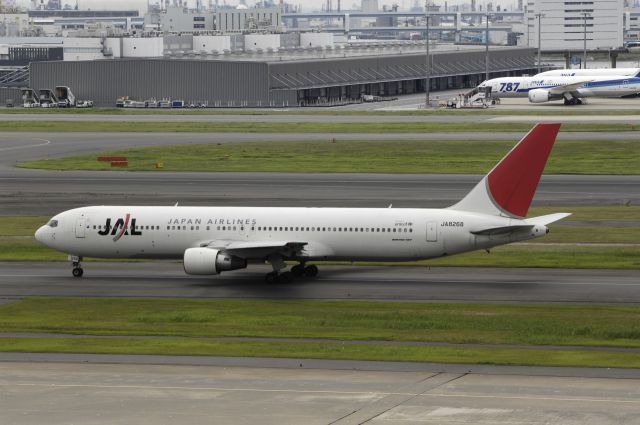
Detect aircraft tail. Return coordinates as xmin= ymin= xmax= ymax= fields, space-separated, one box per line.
xmin=449 ymin=123 xmax=561 ymax=218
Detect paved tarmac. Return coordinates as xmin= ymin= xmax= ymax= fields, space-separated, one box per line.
xmin=0 ymin=360 xmax=638 ymax=425
xmin=2 ymin=112 xmax=640 ymax=123
xmin=1 ymin=262 xmax=639 ymax=304
xmin=343 ymin=91 xmax=640 ymax=112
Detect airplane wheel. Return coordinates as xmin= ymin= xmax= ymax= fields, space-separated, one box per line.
xmin=291 ymin=264 xmax=305 ymax=277
xmin=72 ymin=267 xmax=83 ymax=278
xmin=265 ymin=272 xmax=278 ymax=284
xmin=304 ymin=265 xmax=318 ymax=278
xmin=277 ymin=271 xmax=294 ymax=284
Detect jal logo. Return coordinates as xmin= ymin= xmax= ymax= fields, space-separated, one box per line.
xmin=97 ymin=213 xmax=142 ymax=242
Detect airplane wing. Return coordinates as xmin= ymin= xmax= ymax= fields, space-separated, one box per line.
xmin=199 ymin=240 xmax=308 ymax=259
xmin=547 ymin=80 xmax=592 ymax=95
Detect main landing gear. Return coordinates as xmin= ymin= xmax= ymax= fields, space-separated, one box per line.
xmin=563 ymin=97 xmax=583 ymax=106
xmin=70 ymin=255 xmax=83 ymax=278
xmin=264 ymin=256 xmax=319 ymax=284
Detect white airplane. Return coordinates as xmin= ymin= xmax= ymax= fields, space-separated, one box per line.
xmin=536 ymin=68 xmax=640 ymax=78
xmin=478 ymin=75 xmax=640 ymax=105
xmin=35 ymin=123 xmax=570 ymax=284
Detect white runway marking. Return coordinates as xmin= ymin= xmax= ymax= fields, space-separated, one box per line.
xmin=0 ymin=138 xmax=51 ymax=152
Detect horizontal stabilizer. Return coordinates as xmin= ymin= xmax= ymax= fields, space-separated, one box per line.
xmin=524 ymin=212 xmax=572 ymax=226
xmin=471 ymin=225 xmax=533 ymax=236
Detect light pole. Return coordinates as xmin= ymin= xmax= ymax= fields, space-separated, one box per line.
xmin=535 ymin=13 xmax=544 ymax=73
xmin=581 ymin=12 xmax=591 ymax=69
xmin=485 ymin=13 xmax=491 ymax=82
xmin=425 ymin=0 xmax=431 ymax=108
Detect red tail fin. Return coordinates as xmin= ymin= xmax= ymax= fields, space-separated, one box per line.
xmin=487 ymin=123 xmax=561 ymax=217
xmin=450 ymin=123 xmax=561 ymax=218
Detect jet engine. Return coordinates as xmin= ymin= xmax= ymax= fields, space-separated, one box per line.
xmin=528 ymin=88 xmax=551 ymax=103
xmin=183 ymin=248 xmax=247 ymax=275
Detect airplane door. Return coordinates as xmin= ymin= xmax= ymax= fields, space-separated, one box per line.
xmin=426 ymin=222 xmax=437 ymax=242
xmin=75 ymin=217 xmax=86 ymax=238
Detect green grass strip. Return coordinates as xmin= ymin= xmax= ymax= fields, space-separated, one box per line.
xmin=17 ymin=139 xmax=640 ymax=175
xmin=1 ymin=298 xmax=640 ymax=353
xmin=1 ymin=121 xmax=640 ymax=133
xmin=0 ymin=337 xmax=638 ymax=368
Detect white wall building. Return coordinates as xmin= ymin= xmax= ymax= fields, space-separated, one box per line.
xmin=526 ymin=0 xmax=623 ymax=50
xmin=300 ymin=32 xmax=334 ymax=48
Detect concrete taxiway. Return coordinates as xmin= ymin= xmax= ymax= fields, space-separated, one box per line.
xmin=1 ymin=262 xmax=639 ymax=304
xmin=0 ymin=359 xmax=638 ymax=425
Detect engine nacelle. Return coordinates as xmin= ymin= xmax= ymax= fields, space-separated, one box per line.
xmin=183 ymin=248 xmax=247 ymax=275
xmin=528 ymin=88 xmax=551 ymax=103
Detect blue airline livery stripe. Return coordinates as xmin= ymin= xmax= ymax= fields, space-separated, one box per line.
xmin=514 ymin=77 xmax=640 ymax=93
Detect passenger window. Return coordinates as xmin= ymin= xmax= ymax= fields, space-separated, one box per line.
xmin=222 ymin=226 xmax=226 ymax=230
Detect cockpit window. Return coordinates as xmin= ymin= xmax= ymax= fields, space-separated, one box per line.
xmin=47 ymin=220 xmax=58 ymax=228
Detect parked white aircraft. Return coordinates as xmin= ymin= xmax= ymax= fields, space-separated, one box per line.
xmin=478 ymin=75 xmax=640 ymax=105
xmin=536 ymin=68 xmax=640 ymax=78
xmin=35 ymin=124 xmax=570 ymax=283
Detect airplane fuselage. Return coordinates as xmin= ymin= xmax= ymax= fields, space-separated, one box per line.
xmin=37 ymin=206 xmax=546 ymax=262
xmin=480 ymin=76 xmax=640 ymax=99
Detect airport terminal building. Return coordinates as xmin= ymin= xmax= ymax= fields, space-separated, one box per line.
xmin=22 ymin=45 xmax=536 ymax=107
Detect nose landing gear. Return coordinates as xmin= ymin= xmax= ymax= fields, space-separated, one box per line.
xmin=70 ymin=255 xmax=83 ymax=278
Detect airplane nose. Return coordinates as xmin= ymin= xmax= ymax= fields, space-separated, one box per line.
xmin=35 ymin=226 xmax=46 ymax=243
